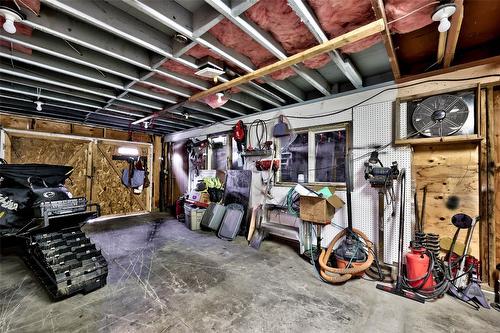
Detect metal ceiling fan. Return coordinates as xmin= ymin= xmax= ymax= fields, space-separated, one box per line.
xmin=411 ymin=94 xmax=470 ymax=137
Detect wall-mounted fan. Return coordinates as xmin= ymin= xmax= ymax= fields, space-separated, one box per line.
xmin=411 ymin=94 xmax=470 ymax=137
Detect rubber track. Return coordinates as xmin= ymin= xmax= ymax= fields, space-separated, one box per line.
xmin=24 ymin=226 xmax=108 ymax=300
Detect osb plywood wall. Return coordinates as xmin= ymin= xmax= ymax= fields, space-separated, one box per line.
xmin=6 ymin=134 xmax=151 ymax=216
xmin=10 ymin=136 xmax=88 ymax=197
xmin=414 ymin=143 xmax=480 ymax=257
xmin=92 ymin=143 xmax=149 ymax=215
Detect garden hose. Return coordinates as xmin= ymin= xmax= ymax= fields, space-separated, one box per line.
xmin=318 ymin=228 xmax=374 ymax=284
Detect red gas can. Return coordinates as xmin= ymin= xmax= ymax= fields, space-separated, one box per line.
xmin=405 ymin=246 xmax=435 ymax=290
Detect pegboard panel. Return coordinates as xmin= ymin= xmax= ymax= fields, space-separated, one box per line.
xmin=352 ymin=101 xmax=413 ymax=264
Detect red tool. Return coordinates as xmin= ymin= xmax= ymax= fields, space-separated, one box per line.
xmin=405 ymin=245 xmax=435 ymax=290
xmin=233 ymin=120 xmax=246 ymax=152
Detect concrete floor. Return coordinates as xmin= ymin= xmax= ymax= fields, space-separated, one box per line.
xmin=0 ymin=213 xmax=499 ymax=333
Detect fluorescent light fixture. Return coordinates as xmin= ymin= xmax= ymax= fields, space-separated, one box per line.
xmin=117 ymin=147 xmax=139 ymax=156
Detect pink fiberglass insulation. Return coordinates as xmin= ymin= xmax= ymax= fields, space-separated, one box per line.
xmin=207 ymin=19 xmax=294 ymax=80
xmin=15 ymin=0 xmax=40 ymax=14
xmin=203 ymin=94 xmax=229 ymax=108
xmin=185 ymin=44 xmax=224 ymax=61
xmin=245 ymin=0 xmax=330 ymax=69
xmin=307 ymin=0 xmax=381 ymax=54
xmin=385 ymin=0 xmax=435 ymax=34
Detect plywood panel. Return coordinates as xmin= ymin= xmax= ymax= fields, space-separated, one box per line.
xmin=34 ymin=120 xmax=72 ymax=134
xmin=0 ymin=115 xmax=31 ymax=130
xmin=92 ymin=142 xmax=149 ymax=215
xmin=72 ymin=125 xmax=104 ymax=138
xmin=414 ymin=143 xmax=480 ymax=257
xmin=9 ymin=136 xmax=88 ymax=197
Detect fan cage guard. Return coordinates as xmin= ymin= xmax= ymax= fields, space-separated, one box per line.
xmin=404 ymin=90 xmax=476 ymax=139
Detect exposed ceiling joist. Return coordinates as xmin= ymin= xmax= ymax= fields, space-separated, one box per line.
xmin=370 ymin=0 xmax=400 ymax=79
xmin=25 ymin=2 xmax=272 ymax=115
xmin=205 ymin=0 xmax=331 ymax=95
xmin=0 ymin=30 xmax=139 ymax=80
xmin=0 ymin=81 xmax=194 ymax=130
xmin=42 ymin=0 xmax=176 ymax=58
xmin=119 ymin=0 xmax=302 ymax=102
xmin=0 ymin=82 xmax=103 ymax=111
xmin=0 ymin=103 xmax=170 ymax=134
xmin=0 ymin=49 xmax=124 ymax=89
xmin=0 ymin=93 xmax=175 ymax=129
xmin=0 ymin=75 xmax=108 ymax=105
xmin=231 ymin=0 xmax=258 ymax=16
xmin=437 ymin=31 xmax=447 ymax=64
xmin=193 ymin=3 xmax=224 ymax=37
xmin=443 ymin=0 xmax=464 ymax=68
xmin=0 ymin=62 xmax=210 ymax=127
xmin=0 ymin=61 xmax=116 ymax=99
xmin=287 ymin=0 xmax=363 ymax=88
xmin=189 ymin=19 xmax=385 ymax=102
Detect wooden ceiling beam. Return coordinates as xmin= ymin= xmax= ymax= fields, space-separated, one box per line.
xmin=188 ymin=19 xmax=385 ymax=103
xmin=371 ymin=0 xmax=401 ymax=79
xmin=443 ymin=0 xmax=464 ymax=68
xmin=437 ymin=31 xmax=447 ymax=64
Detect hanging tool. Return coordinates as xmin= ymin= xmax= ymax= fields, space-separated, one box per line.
xmin=316 ymin=149 xmax=374 ymax=283
xmin=447 ymin=214 xmax=490 ymax=309
xmin=364 ymin=152 xmax=399 ymax=281
xmin=492 ymin=264 xmax=500 ymax=311
xmin=376 ymin=169 xmax=426 ymax=303
xmin=233 ymin=120 xmax=246 ymax=153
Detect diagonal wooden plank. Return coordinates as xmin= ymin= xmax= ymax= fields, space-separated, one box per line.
xmin=443 ymin=0 xmax=464 ymax=68
xmin=371 ymin=0 xmax=400 ymax=79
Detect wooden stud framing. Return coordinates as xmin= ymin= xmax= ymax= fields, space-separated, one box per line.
xmin=86 ymin=141 xmax=95 ymax=204
xmin=486 ymin=86 xmax=497 ymax=284
xmin=437 ymin=31 xmax=447 ymax=64
xmin=371 ymin=0 xmax=401 ymax=78
xmin=443 ymin=0 xmax=464 ymax=68
xmin=152 ymin=136 xmax=162 ymax=210
xmin=189 ymin=19 xmax=385 ymax=102
xmin=479 ymin=88 xmax=489 ymax=283
xmin=0 ymin=114 xmax=151 ymax=143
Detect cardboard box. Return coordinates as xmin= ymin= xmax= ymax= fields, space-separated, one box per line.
xmin=200 ymin=192 xmax=210 ymax=204
xmin=299 ymin=186 xmax=344 ymax=224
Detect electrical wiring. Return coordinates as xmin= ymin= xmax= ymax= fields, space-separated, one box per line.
xmin=186 ymin=74 xmax=500 ymax=133
xmin=386 ymin=1 xmax=440 ymax=26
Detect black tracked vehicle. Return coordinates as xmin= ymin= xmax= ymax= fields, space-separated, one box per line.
xmin=0 ymin=162 xmax=108 ymax=300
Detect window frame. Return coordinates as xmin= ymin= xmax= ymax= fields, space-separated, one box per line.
xmin=276 ymin=122 xmax=351 ymax=188
xmin=207 ymin=132 xmax=231 ymax=171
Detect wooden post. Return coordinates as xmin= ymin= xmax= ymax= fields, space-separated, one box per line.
xmin=479 ymin=88 xmax=489 ymax=283
xmin=3 ymin=132 xmax=11 ymax=163
xmin=152 ymin=135 xmax=162 ymax=211
xmin=443 ymin=0 xmax=464 ymax=68
xmin=371 ymin=0 xmax=401 ymax=78
xmin=486 ymin=87 xmax=497 ymax=284
xmin=86 ymin=141 xmax=95 ymax=203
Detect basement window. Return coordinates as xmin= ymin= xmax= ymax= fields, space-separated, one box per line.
xmin=208 ymin=135 xmax=228 ymax=171
xmin=278 ymin=124 xmax=349 ymax=185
